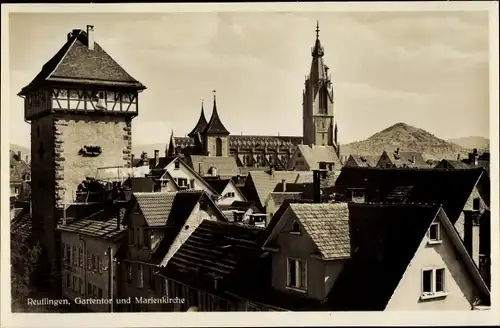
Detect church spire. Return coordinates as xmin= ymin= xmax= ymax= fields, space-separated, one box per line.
xmin=203 ymin=90 xmax=230 ymax=135
xmin=167 ymin=129 xmax=177 ymax=157
xmin=311 ymin=21 xmax=324 ymax=58
xmin=309 ymin=21 xmax=328 ymax=82
xmin=188 ymin=100 xmax=208 ymax=138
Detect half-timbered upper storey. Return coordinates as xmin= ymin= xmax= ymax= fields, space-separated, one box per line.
xmin=18 ymin=25 xmax=146 ymax=120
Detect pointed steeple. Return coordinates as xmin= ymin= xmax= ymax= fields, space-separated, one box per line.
xmin=167 ymin=129 xmax=177 ymax=157
xmin=204 ymin=90 xmax=230 ymax=135
xmin=188 ymin=100 xmax=208 ymax=138
xmin=310 ymin=21 xmax=328 ymax=82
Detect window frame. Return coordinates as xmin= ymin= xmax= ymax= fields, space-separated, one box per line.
xmin=290 ymin=220 xmax=301 ymax=235
xmin=421 ymin=267 xmax=447 ymax=300
xmin=286 ymin=257 xmax=307 ymax=292
xmin=427 ymin=222 xmax=442 ymax=245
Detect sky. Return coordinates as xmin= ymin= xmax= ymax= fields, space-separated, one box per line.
xmin=8 ymin=10 xmax=490 ymax=148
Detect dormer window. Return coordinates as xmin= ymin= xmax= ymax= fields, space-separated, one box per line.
xmin=291 ymin=220 xmax=301 ymax=234
xmin=427 ymin=222 xmax=441 ymax=244
xmin=351 ymin=189 xmax=365 ymax=203
xmin=473 ymin=198 xmax=480 ymax=211
xmin=174 ymin=161 xmax=180 ymax=169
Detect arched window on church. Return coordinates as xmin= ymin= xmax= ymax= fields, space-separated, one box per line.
xmin=216 ymin=137 xmax=223 ymax=157
xmin=318 ymin=88 xmax=328 ymax=114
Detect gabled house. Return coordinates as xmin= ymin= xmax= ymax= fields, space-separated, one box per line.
xmin=343 ymin=154 xmax=378 ymax=168
xmin=9 ymin=150 xmax=31 ymax=200
xmin=376 ymin=149 xmax=428 ymax=168
xmin=204 ymin=178 xmax=246 ymax=209
xmin=148 ymin=156 xmax=219 ymax=200
xmin=257 ymin=203 xmax=489 ymax=311
xmin=434 ymin=159 xmax=472 ymax=170
xmin=223 ymin=201 xmax=266 ymax=226
xmin=287 ymin=144 xmax=342 ymax=174
xmin=242 ymin=170 xmax=313 ymax=213
xmin=156 ymin=220 xmax=269 ymax=311
xmin=118 ymin=190 xmax=227 ymax=312
xmin=334 ymin=167 xmax=491 ymax=283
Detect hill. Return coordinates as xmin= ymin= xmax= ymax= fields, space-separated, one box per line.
xmin=132 ymin=143 xmax=170 ymax=158
xmin=340 ymin=122 xmax=471 ymax=161
xmin=447 ymin=136 xmax=489 ymax=152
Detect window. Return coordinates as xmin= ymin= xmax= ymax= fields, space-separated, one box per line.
xmin=174 ymin=161 xmax=180 ymax=169
xmin=72 ymin=246 xmax=77 ymax=265
xmin=473 ymin=198 xmax=480 ymax=211
xmin=79 ymin=278 xmax=83 ymax=294
xmin=137 ymin=264 xmax=144 ymax=288
xmin=291 ymin=221 xmax=300 ymax=234
xmin=352 ymin=190 xmax=365 ymax=198
xmin=287 ymin=258 xmax=307 ymax=291
xmin=98 ymin=288 xmax=103 ymax=298
xmin=136 ymin=228 xmax=141 ymax=245
xmin=428 ymin=222 xmax=441 ymax=243
xmin=97 ymin=255 xmax=102 ymax=273
xmin=66 ymin=246 xmax=70 ymax=264
xmin=130 ymin=229 xmax=135 ymax=245
xmin=126 ymin=263 xmax=132 ymax=284
xmin=72 ymin=276 xmax=77 ymax=290
xmin=178 ymin=178 xmax=188 ymax=188
xmin=66 ymin=274 xmax=70 ymax=288
xmin=421 ymin=268 xmax=446 ymax=298
xmin=79 ymin=248 xmax=83 ymax=267
xmin=216 ymin=137 xmax=223 ymax=157
xmin=93 ymin=285 xmax=97 ymax=298
xmin=87 ymin=283 xmax=92 ymax=296
xmin=92 ymin=254 xmax=96 ymax=271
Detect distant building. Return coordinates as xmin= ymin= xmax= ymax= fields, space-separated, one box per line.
xmin=204 ymin=178 xmax=247 ymax=209
xmin=287 ymin=144 xmax=342 ymax=176
xmin=9 ymin=150 xmax=31 ymax=201
xmin=376 ymin=149 xmax=428 ymax=168
xmin=434 ymin=159 xmax=472 ymax=170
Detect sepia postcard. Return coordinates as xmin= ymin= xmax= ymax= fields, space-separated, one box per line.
xmin=1 ymin=2 xmax=498 ymax=327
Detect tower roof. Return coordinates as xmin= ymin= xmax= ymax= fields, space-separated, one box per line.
xmin=188 ymin=101 xmax=208 ymax=138
xmin=203 ymin=91 xmax=230 ymax=135
xmin=18 ymin=26 xmax=146 ymax=96
xmin=309 ymin=21 xmax=328 ymax=82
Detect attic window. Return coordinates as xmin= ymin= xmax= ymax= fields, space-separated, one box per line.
xmin=174 ymin=161 xmax=180 ymax=169
xmin=291 ymin=221 xmax=300 ymax=234
xmin=79 ymin=145 xmax=102 ymax=157
xmin=473 ymin=198 xmax=480 ymax=211
xmin=427 ymin=222 xmax=441 ymax=244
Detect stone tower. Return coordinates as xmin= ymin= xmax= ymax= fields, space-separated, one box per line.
xmin=18 ymin=25 xmax=146 ymax=294
xmin=302 ymin=22 xmax=339 ymax=151
xmin=201 ymin=91 xmax=230 ymax=157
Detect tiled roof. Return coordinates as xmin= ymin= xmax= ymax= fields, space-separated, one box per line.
xmin=327 ymin=203 xmax=442 ymax=310
xmin=205 ymin=179 xmax=231 ymax=194
xmin=174 ymin=135 xmax=303 ymax=151
xmin=269 ymin=192 xmax=303 ymax=209
xmin=188 ymin=155 xmax=240 ymax=177
xmin=134 ymin=192 xmax=177 ymax=227
xmin=334 ymin=167 xmax=487 ymax=223
xmin=434 ymin=159 xmax=473 ymax=169
xmin=296 ymin=145 xmax=342 ymax=170
xmin=188 ymin=105 xmax=208 ymax=137
xmin=57 ymin=206 xmax=127 ymax=241
xmin=11 ymin=208 xmax=32 ymax=240
xmin=149 ymin=191 xmax=208 ymax=265
xmin=246 ymin=171 xmax=312 ymax=208
xmin=289 ymin=203 xmax=351 ymax=260
xmin=346 ymin=154 xmax=378 ymax=168
xmin=383 ymin=151 xmax=429 ymax=168
xmin=228 ymin=200 xmax=256 ymax=211
xmin=160 ymin=220 xmax=267 ymax=293
xmin=19 ymin=28 xmax=145 ymax=95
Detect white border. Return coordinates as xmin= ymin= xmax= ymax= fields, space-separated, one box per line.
xmin=1 ymin=1 xmax=499 ymax=327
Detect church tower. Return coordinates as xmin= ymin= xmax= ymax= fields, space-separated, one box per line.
xmin=202 ymin=90 xmax=230 ymax=157
xmin=187 ymin=100 xmax=208 ymax=152
xmin=302 ymin=22 xmax=338 ymax=151
xmin=18 ymin=25 xmax=146 ymax=293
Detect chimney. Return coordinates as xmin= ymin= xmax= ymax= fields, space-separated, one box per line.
xmin=269 ymin=165 xmax=274 ymax=176
xmin=282 ymin=179 xmax=287 ymax=192
xmin=313 ymin=170 xmax=321 ymax=203
xmin=67 ymin=32 xmax=72 ymax=41
xmin=464 ymin=212 xmax=480 ymax=267
xmin=25 ymin=155 xmax=29 ymax=163
xmin=395 ymin=148 xmax=400 ymax=155
xmin=411 ymin=155 xmax=415 ymax=163
xmin=154 ymin=150 xmax=160 ymax=166
xmin=131 ymin=154 xmax=135 ymax=167
xmin=87 ymin=25 xmax=95 ymax=50
xmin=457 ymin=154 xmax=460 ymax=161
xmin=473 ymin=148 xmax=478 ymax=154
xmin=17 ymin=151 xmax=21 ymax=161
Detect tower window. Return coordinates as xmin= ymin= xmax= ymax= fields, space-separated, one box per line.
xmin=216 ymin=137 xmax=223 ymax=157
xmin=318 ymin=88 xmax=328 ymax=114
